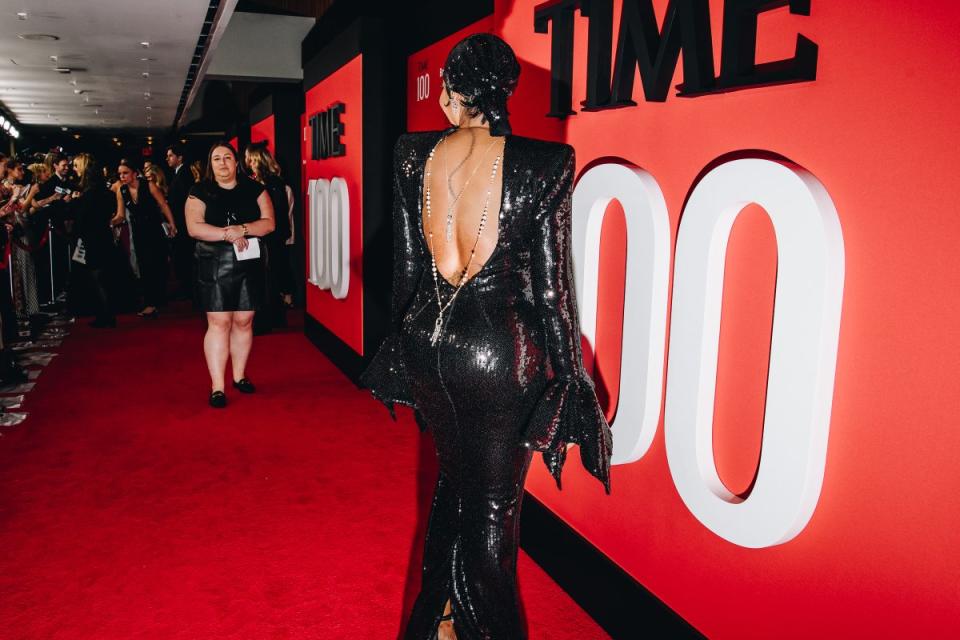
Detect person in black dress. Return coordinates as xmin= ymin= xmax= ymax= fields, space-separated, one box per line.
xmin=114 ymin=159 xmax=177 ymax=317
xmin=71 ymin=153 xmax=118 ymax=328
xmin=360 ymin=34 xmax=612 ymax=640
xmin=244 ymin=141 xmax=294 ymax=331
xmin=185 ymin=141 xmax=275 ymax=408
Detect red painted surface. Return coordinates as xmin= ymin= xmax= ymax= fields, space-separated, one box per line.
xmin=408 ymin=2 xmax=960 ymax=636
xmin=250 ymin=114 xmax=276 ymax=155
xmin=302 ymin=54 xmax=364 ymax=355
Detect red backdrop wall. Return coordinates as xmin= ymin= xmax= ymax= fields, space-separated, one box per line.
xmin=407 ymin=1 xmax=960 ymax=636
xmin=250 ymin=115 xmax=275 ymax=155
xmin=302 ymin=54 xmax=365 ymax=354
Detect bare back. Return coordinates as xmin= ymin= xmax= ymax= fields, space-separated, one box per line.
xmin=421 ymin=128 xmax=505 ymax=286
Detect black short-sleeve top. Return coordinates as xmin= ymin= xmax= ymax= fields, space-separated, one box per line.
xmin=188 ymin=177 xmax=266 ymax=227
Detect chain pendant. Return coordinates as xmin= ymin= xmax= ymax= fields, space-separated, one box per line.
xmin=430 ymin=314 xmax=443 ymax=346
xmin=445 ymin=215 xmax=454 ymax=242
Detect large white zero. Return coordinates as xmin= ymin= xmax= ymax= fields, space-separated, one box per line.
xmin=664 ymin=158 xmax=845 ymax=548
xmin=307 ymin=177 xmax=350 ymax=299
xmin=571 ymin=164 xmax=671 ymax=464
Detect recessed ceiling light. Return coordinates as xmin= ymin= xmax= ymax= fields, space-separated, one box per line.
xmin=142 ymin=72 xmax=149 ymax=78
xmin=140 ymin=41 xmax=150 ymax=48
xmin=145 ymin=106 xmax=152 ymax=110
xmin=60 ymin=126 xmax=68 ymax=131
xmin=140 ymin=57 xmax=155 ymax=62
xmin=17 ymin=12 xmax=28 ymax=20
xmin=18 ymin=33 xmax=59 ymax=41
xmin=49 ymin=55 xmax=58 ymax=62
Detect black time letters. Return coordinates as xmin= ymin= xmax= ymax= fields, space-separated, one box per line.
xmin=309 ymin=102 xmax=346 ymax=160
xmin=533 ymin=0 xmax=819 ymax=116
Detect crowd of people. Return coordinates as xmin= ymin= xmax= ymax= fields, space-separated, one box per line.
xmin=0 ymin=140 xmax=297 ymax=385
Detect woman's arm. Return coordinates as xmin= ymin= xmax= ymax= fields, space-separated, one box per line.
xmin=111 ymin=188 xmax=126 ymax=225
xmin=185 ymin=195 xmax=230 ymax=242
xmin=149 ymin=181 xmax=177 ymax=236
xmin=20 ymin=184 xmax=40 ymax=212
xmin=285 ymin=184 xmax=295 ymax=244
xmin=390 ymin=136 xmax=425 ymax=331
xmin=527 ymin=145 xmax=612 ymax=492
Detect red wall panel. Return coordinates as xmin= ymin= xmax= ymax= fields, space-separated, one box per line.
xmin=250 ymin=115 xmax=275 ymax=155
xmin=408 ymin=2 xmax=960 ymax=636
xmin=302 ymin=54 xmax=364 ymax=354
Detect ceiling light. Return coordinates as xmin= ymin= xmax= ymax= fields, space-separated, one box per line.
xmin=17 ymin=12 xmax=28 ymax=20
xmin=0 ymin=116 xmax=5 ymax=126
xmin=69 ymin=79 xmax=77 ymax=85
xmin=73 ymin=89 xmax=85 ymax=94
xmin=73 ymin=134 xmax=81 ymax=140
xmin=49 ymin=55 xmax=58 ymax=62
xmin=11 ymin=129 xmax=19 ymax=139
xmin=60 ymin=126 xmax=67 ymax=131
xmin=18 ymin=33 xmax=59 ymax=41
xmin=140 ymin=41 xmax=150 ymax=48
xmin=140 ymin=57 xmax=155 ymax=62
xmin=3 ymin=122 xmax=11 ymax=131
xmin=142 ymin=72 xmax=149 ymax=78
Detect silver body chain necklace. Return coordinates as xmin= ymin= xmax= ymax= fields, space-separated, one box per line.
xmin=424 ymin=135 xmax=502 ymax=346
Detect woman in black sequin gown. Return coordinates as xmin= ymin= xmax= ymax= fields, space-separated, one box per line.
xmin=360 ymin=34 xmax=611 ymax=640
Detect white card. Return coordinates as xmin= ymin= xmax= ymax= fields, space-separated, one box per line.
xmin=233 ymin=237 xmax=261 ymax=261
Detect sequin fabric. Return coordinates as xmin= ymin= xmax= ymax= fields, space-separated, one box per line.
xmin=360 ymin=129 xmax=612 ymax=639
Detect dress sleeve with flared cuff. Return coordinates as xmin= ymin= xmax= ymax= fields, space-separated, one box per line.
xmin=523 ymin=145 xmax=613 ymax=493
xmin=359 ymin=134 xmax=425 ymax=420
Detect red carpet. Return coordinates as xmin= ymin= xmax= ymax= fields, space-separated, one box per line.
xmin=0 ymin=307 xmax=610 ymax=639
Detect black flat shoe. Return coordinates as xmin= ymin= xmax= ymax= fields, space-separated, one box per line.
xmin=232 ymin=378 xmax=255 ymax=394
xmin=209 ymin=390 xmax=227 ymax=408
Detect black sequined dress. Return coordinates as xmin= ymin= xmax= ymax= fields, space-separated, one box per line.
xmin=360 ymin=128 xmax=612 ymax=640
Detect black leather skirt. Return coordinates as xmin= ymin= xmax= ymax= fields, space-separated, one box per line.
xmin=195 ymin=240 xmax=264 ymax=312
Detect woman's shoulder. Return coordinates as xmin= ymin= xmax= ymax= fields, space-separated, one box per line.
xmin=393 ymin=129 xmax=450 ymax=157
xmin=188 ymin=180 xmax=209 ymax=197
xmin=239 ymin=175 xmax=266 ymax=197
xmin=509 ymin=135 xmax=573 ymax=162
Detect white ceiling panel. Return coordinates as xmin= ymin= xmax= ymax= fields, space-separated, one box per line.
xmin=0 ymin=0 xmax=224 ymax=130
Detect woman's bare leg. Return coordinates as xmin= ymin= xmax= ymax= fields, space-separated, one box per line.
xmin=438 ymin=599 xmax=456 ymax=640
xmin=204 ymin=312 xmax=233 ymax=391
xmin=229 ymin=310 xmax=255 ymax=382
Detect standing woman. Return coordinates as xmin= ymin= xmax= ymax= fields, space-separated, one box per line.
xmin=185 ymin=141 xmax=275 ymax=408
xmin=244 ymin=141 xmax=295 ymax=325
xmin=72 ymin=153 xmax=118 ymax=328
xmin=360 ymin=34 xmax=611 ymax=640
xmin=115 ymin=159 xmax=177 ymax=317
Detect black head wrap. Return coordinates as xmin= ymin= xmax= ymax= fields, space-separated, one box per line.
xmin=441 ymin=33 xmax=520 ymax=137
